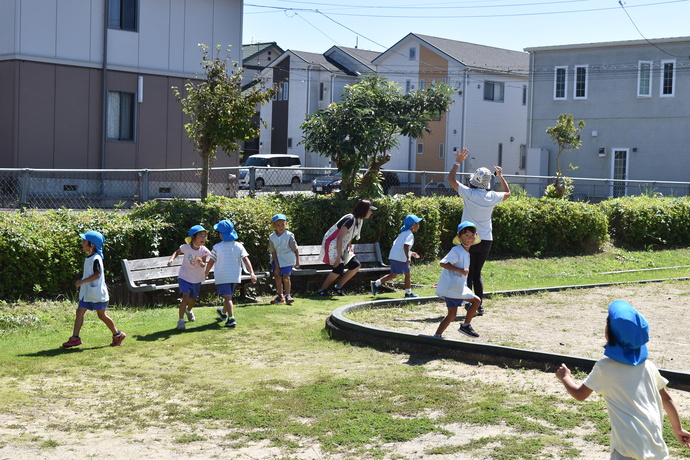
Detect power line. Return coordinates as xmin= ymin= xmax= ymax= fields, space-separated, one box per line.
xmin=617 ymin=0 xmax=690 ymax=58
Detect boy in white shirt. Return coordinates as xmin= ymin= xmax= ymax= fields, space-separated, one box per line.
xmin=268 ymin=214 xmax=300 ymax=305
xmin=371 ymin=214 xmax=422 ymax=298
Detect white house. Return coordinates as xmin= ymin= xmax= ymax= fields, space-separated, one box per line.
xmin=0 ymin=0 xmax=243 ymax=170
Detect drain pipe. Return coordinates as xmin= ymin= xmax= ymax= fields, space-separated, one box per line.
xmin=100 ymin=1 xmax=109 ymax=195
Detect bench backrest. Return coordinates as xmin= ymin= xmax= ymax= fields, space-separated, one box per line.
xmin=122 ymin=256 xmax=215 ymax=285
xmin=299 ymin=243 xmax=383 ymax=267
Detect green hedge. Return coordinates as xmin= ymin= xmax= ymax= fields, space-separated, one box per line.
xmin=6 ymin=194 xmax=690 ymax=301
xmin=599 ymin=196 xmax=690 ymax=248
xmin=0 ymin=209 xmax=166 ymax=299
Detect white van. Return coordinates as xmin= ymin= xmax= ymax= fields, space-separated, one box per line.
xmin=238 ymin=154 xmax=303 ymax=190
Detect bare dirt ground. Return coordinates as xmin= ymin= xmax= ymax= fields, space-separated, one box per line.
xmin=1 ymin=281 xmax=689 ymax=459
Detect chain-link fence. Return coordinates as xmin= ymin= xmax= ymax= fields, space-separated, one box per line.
xmin=1 ymin=167 xmax=689 ymax=210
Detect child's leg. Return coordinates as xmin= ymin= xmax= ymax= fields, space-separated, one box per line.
xmin=187 ymin=298 xmax=197 ymax=311
xmin=179 ymin=292 xmax=191 ymax=319
xmin=96 ymin=309 xmax=119 ymax=335
xmin=71 ymin=307 xmax=88 ymax=337
xmin=223 ymin=295 xmax=234 ymax=318
xmin=320 ymin=272 xmax=339 ymax=291
xmin=377 ymin=272 xmax=398 ymax=286
xmin=274 ymin=268 xmax=284 ymax=297
xmin=435 ymin=306 xmax=458 ymax=336
xmin=464 ymin=296 xmax=481 ymax=323
xmin=403 ymin=272 xmax=411 ymax=290
xmin=283 ymin=274 xmax=291 ymax=296
xmin=336 ymin=265 xmax=360 ymax=288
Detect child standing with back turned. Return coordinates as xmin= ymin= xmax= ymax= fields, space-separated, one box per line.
xmin=433 ymin=221 xmax=482 ymax=339
xmin=371 ymin=214 xmax=422 ymax=298
xmin=62 ymin=231 xmax=126 ymax=348
xmin=556 ymin=300 xmax=690 ymax=460
xmin=268 ymin=214 xmax=300 ymax=305
xmin=205 ymin=220 xmax=257 ymax=328
xmin=167 ymin=225 xmax=211 ymax=330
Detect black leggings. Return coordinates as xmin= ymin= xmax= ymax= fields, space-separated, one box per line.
xmin=331 ymin=256 xmax=361 ymax=275
xmin=468 ymin=239 xmax=492 ymax=301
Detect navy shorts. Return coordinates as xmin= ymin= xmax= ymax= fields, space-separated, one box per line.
xmin=389 ymin=259 xmax=410 ymax=274
xmin=179 ymin=278 xmax=201 ymax=298
xmin=270 ymin=261 xmax=294 ymax=276
xmin=216 ymin=283 xmax=237 ymax=296
xmin=444 ymin=298 xmax=467 ymax=309
xmin=78 ymin=300 xmax=108 ymax=311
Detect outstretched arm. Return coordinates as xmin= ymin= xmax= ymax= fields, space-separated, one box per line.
xmin=494 ymin=166 xmax=511 ymax=199
xmin=555 ymin=364 xmax=593 ymax=401
xmin=448 ymin=148 xmax=469 ymax=192
xmin=661 ymin=388 xmax=690 ymax=448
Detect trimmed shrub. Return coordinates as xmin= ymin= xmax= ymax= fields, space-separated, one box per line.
xmin=599 ymin=196 xmax=690 ymax=248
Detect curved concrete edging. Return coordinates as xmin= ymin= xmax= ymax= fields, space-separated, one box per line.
xmin=326 ymin=279 xmax=690 ymax=391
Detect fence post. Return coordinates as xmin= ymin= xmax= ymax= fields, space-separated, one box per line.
xmin=249 ymin=167 xmax=256 ymax=193
xmin=141 ymin=169 xmax=150 ymax=202
xmin=421 ymin=172 xmax=427 ymax=197
xmin=19 ymin=169 xmax=30 ymax=209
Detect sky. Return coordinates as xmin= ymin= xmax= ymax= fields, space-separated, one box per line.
xmin=243 ymin=0 xmax=690 ymax=55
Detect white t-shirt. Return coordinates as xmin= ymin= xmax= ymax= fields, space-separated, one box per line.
xmin=456 ymin=184 xmax=506 ymax=241
xmin=177 ymin=243 xmax=212 ymax=284
xmin=268 ymin=230 xmax=298 ymax=267
xmin=435 ymin=245 xmax=474 ymax=300
xmin=79 ymin=254 xmax=109 ymax=303
xmin=584 ymin=358 xmax=669 ymax=460
xmin=210 ymin=240 xmax=249 ymax=284
xmin=388 ymin=230 xmax=414 ymax=263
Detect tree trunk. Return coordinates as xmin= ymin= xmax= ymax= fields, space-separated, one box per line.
xmin=200 ymin=151 xmax=211 ymax=200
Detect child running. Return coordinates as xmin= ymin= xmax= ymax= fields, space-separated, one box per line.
xmin=167 ymin=225 xmax=211 ymax=330
xmin=371 ymin=214 xmax=422 ymax=298
xmin=556 ymin=300 xmax=690 ymax=459
xmin=205 ymin=220 xmax=257 ymax=328
xmin=268 ymin=214 xmax=300 ymax=304
xmin=433 ymin=221 xmax=482 ymax=339
xmin=63 ymin=231 xmax=126 ymax=348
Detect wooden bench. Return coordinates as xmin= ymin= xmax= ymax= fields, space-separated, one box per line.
xmin=121 ymin=256 xmax=268 ymax=300
xmin=292 ymin=243 xmax=390 ymax=289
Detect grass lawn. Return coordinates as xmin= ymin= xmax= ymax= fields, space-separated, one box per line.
xmin=1 ymin=245 xmax=690 ymax=459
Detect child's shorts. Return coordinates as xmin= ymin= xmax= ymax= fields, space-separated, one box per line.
xmin=444 ymin=297 xmax=469 ymax=309
xmin=78 ymin=300 xmax=108 ymax=310
xmin=389 ymin=259 xmax=410 ymax=274
xmin=216 ymin=283 xmax=237 ymax=296
xmin=270 ymin=261 xmax=293 ymax=276
xmin=179 ymin=278 xmax=201 ymax=298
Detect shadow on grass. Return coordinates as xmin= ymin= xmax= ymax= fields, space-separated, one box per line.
xmin=19 ymin=345 xmax=110 ymax=357
xmin=134 ymin=320 xmax=226 ymax=342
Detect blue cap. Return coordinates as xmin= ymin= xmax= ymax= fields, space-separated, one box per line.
xmin=457 ymin=221 xmax=477 ymax=234
xmin=400 ymin=214 xmax=422 ymax=232
xmin=453 ymin=221 xmax=481 ymax=246
xmin=214 ymin=220 xmax=238 ymax=242
xmin=604 ymin=300 xmax=649 ymax=366
xmin=185 ymin=225 xmax=207 ymax=244
xmin=272 ymin=214 xmax=288 ymax=223
xmin=79 ymin=230 xmax=105 ymax=258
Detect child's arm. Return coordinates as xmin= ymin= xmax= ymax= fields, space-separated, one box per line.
xmin=660 ymin=388 xmax=690 ymax=448
xmin=440 ymin=262 xmax=466 ymax=276
xmin=448 ymin=147 xmax=469 ymax=191
xmin=76 ymin=270 xmax=101 ymax=287
xmin=555 ymin=364 xmax=593 ymax=402
xmin=242 ymin=256 xmax=257 ymax=283
xmin=205 ymin=258 xmax=215 ymax=279
xmin=271 ymin=251 xmax=280 ymax=270
xmin=294 ymin=248 xmax=300 ymax=268
xmin=167 ymin=249 xmax=183 ymax=267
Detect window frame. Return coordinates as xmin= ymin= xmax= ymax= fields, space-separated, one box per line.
xmin=106 ymin=90 xmax=136 ymax=142
xmin=637 ymin=60 xmax=652 ymax=98
xmin=554 ymin=66 xmax=567 ymax=100
xmin=108 ymin=0 xmax=138 ymax=32
xmin=573 ymin=65 xmax=588 ymax=100
xmin=483 ymin=81 xmax=504 ymax=102
xmin=416 ymin=142 xmax=424 ymax=155
xmin=660 ymin=59 xmax=675 ymax=97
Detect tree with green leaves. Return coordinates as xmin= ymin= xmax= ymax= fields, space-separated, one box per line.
xmin=545 ymin=113 xmax=585 ymax=199
xmin=173 ymin=45 xmax=276 ymax=200
xmin=300 ymin=74 xmax=454 ymax=197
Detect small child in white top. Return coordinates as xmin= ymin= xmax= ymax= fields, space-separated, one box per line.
xmin=268 ymin=214 xmax=300 ymax=305
xmin=371 ymin=214 xmax=422 ymax=298
xmin=205 ymin=220 xmax=257 ymax=328
xmin=556 ymin=300 xmax=690 ymax=459
xmin=167 ymin=225 xmax=211 ymax=330
xmin=433 ymin=221 xmax=482 ymax=339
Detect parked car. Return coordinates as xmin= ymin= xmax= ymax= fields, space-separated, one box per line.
xmin=239 ymin=154 xmax=302 ymax=190
xmin=311 ymin=170 xmax=400 ymax=195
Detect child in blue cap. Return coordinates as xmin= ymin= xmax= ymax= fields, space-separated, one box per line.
xmin=556 ymin=300 xmax=690 ymax=459
xmin=371 ymin=214 xmax=422 ymax=298
xmin=433 ymin=222 xmax=482 ymax=339
xmin=63 ymin=231 xmax=126 ymax=348
xmin=205 ymin=220 xmax=257 ymax=327
xmin=268 ymin=214 xmax=300 ymax=304
xmin=167 ymin=225 xmax=211 ymax=330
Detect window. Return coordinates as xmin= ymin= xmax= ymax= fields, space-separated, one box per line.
xmin=498 ymin=143 xmax=503 ymax=167
xmin=439 ymin=142 xmax=445 ymax=159
xmin=661 ymin=60 xmax=675 ymax=96
xmin=107 ymin=91 xmax=135 ymax=141
xmin=108 ymin=0 xmax=137 ymax=31
xmin=519 ymin=144 xmax=527 ymax=170
xmin=574 ymin=65 xmax=587 ymax=99
xmin=416 ymin=142 xmax=424 ymax=155
xmin=405 ymin=80 xmax=411 ymax=93
xmin=276 ymin=81 xmax=289 ymax=101
xmin=637 ymin=61 xmax=652 ymax=97
xmin=483 ymin=81 xmax=504 ymax=102
xmin=287 ymin=138 xmax=293 ymax=148
xmin=554 ymin=66 xmax=567 ymax=100
xmin=409 ymin=47 xmax=416 ymax=60
xmin=522 ymin=85 xmax=527 ymax=105
xmin=319 ymin=82 xmax=324 ymax=101
xmin=419 ymin=79 xmax=425 ymax=90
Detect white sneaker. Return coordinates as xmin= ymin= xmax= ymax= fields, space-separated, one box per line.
xmin=177 ymin=318 xmax=186 ymax=330
xmin=186 ymin=309 xmax=195 ymax=322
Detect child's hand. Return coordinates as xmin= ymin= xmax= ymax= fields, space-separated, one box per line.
xmin=75 ymin=279 xmax=83 ymax=288
xmin=674 ymin=428 xmax=690 ymax=448
xmin=295 ymin=261 xmax=300 ymax=268
xmin=167 ymin=259 xmax=173 ymax=267
xmin=455 ymin=147 xmax=469 ymax=163
xmin=250 ymin=273 xmax=257 ymax=283
xmin=411 ymin=252 xmax=420 ymax=259
xmin=555 ymin=364 xmax=571 ymax=382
